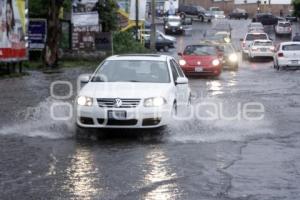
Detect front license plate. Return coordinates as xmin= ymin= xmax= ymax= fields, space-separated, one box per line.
xmin=172 ymin=29 xmax=176 ymax=32
xmin=108 ymin=110 xmax=127 ymax=120
xmin=195 ymin=67 xmax=203 ymax=72
xmin=291 ymin=60 xmax=298 ymax=64
xmin=260 ymin=48 xmax=267 ymax=52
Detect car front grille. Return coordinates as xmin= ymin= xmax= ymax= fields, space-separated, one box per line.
xmin=97 ymin=98 xmax=141 ymax=108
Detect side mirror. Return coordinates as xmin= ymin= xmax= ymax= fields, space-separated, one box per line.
xmin=176 ymin=77 xmax=188 ymax=85
xmin=178 ymin=52 xmax=183 ymax=56
xmin=80 ymin=75 xmax=90 ymax=83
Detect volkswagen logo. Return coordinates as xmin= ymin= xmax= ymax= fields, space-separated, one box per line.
xmin=114 ymin=98 xmax=123 ymax=107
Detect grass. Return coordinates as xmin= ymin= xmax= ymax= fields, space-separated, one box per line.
xmin=23 ymin=60 xmax=100 ymax=70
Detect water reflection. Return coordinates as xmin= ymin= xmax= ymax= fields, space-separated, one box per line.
xmin=207 ymin=80 xmax=224 ymax=96
xmin=227 ymin=71 xmax=237 ymax=87
xmin=143 ymin=148 xmax=180 ymax=200
xmin=63 ymin=145 xmax=100 ymax=199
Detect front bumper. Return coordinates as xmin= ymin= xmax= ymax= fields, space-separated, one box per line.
xmin=181 ymin=66 xmax=222 ymax=76
xmin=76 ymin=104 xmax=172 ymax=129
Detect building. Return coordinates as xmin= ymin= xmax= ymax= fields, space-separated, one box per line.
xmin=182 ymin=0 xmax=293 ymax=17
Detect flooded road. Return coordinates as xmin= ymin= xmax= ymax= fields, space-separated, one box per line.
xmin=1 ymin=20 xmax=300 ymax=199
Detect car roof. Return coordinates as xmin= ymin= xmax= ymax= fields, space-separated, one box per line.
xmin=107 ymin=54 xmax=169 ymax=61
xmin=253 ymin=40 xmax=272 ymax=43
xmin=280 ymin=42 xmax=300 ymax=45
xmin=167 ymin=16 xmax=181 ymax=20
xmin=247 ymin=30 xmax=266 ymax=34
xmin=249 ymin=22 xmax=263 ymax=26
xmin=278 ymin=21 xmax=291 ymax=24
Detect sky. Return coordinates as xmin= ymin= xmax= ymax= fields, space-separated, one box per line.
xmin=234 ymin=0 xmax=291 ymax=4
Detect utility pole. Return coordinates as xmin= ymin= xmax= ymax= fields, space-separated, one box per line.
xmin=135 ymin=0 xmax=139 ymax=41
xmin=150 ymin=0 xmax=156 ymax=51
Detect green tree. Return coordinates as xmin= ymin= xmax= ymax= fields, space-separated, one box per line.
xmin=99 ymin=0 xmax=118 ymax=32
xmin=29 ymin=0 xmax=71 ymax=68
xmin=292 ymin=0 xmax=300 ymax=18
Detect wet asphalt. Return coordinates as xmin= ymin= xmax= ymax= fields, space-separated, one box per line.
xmin=0 ymin=20 xmax=300 ymax=200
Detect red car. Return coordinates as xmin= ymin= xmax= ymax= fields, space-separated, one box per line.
xmin=178 ymin=44 xmax=223 ymax=76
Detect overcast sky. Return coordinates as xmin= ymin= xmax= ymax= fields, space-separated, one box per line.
xmin=234 ymin=0 xmax=291 ymax=4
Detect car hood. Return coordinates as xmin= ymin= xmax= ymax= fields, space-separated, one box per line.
xmin=182 ymin=55 xmax=217 ymax=66
xmin=167 ymin=22 xmax=181 ymax=27
xmin=79 ymin=82 xmax=173 ymax=99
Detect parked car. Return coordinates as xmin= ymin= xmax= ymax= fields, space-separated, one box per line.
xmin=178 ymin=44 xmax=223 ymax=77
xmin=138 ymin=29 xmax=176 ymax=43
xmin=217 ymin=43 xmax=239 ymax=70
xmin=248 ymin=40 xmax=275 ymax=61
xmin=292 ymin=33 xmax=300 ymax=41
xmin=228 ymin=8 xmax=249 ymax=20
xmin=164 ymin=15 xmax=184 ymax=34
xmin=275 ymin=21 xmax=292 ymax=37
xmin=144 ymin=35 xmax=175 ymax=52
xmin=76 ymin=54 xmax=191 ymax=130
xmin=209 ymin=7 xmax=226 ymax=19
xmin=248 ymin=22 xmax=264 ymax=32
xmin=285 ymin=14 xmax=297 ymax=22
xmin=274 ymin=42 xmax=300 ymax=70
xmin=253 ymin=13 xmax=278 ymax=26
xmin=241 ymin=31 xmax=270 ymax=60
xmin=178 ymin=5 xmax=212 ymax=22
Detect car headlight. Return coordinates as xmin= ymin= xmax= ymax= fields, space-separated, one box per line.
xmin=144 ymin=97 xmax=166 ymax=107
xmin=165 ymin=25 xmax=169 ymax=29
xmin=212 ymin=59 xmax=220 ymax=66
xmin=77 ymin=96 xmax=93 ymax=106
xmin=229 ymin=53 xmax=238 ymax=63
xmin=180 ymin=26 xmax=183 ymax=29
xmin=179 ymin=59 xmax=186 ymax=66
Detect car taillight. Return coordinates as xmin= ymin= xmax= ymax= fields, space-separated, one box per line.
xmin=270 ymin=46 xmax=275 ymax=51
xmin=278 ymin=52 xmax=284 ymax=57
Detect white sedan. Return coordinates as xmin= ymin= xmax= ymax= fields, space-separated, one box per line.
xmin=275 ymin=21 xmax=292 ymax=36
xmin=274 ymin=42 xmax=300 ymax=70
xmin=76 ymin=54 xmax=191 ymax=129
xmin=248 ymin=40 xmax=275 ymax=61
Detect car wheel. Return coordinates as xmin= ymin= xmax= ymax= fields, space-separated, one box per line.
xmin=173 ymin=102 xmax=178 ymax=116
xmin=199 ymin=15 xmax=204 ymax=22
xmin=163 ymin=45 xmax=169 ymax=52
xmin=208 ymin=19 xmax=212 ymax=23
xmin=180 ymin=13 xmax=185 ymax=19
xmin=242 ymin=53 xmax=248 ymax=61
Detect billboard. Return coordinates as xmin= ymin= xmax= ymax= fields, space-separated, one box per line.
xmin=72 ymin=0 xmax=99 ymax=51
xmin=28 ymin=19 xmax=46 ymax=50
xmin=0 ymin=0 xmax=27 ymax=62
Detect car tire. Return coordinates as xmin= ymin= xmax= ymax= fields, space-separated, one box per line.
xmin=242 ymin=53 xmax=248 ymax=61
xmin=199 ymin=15 xmax=204 ymax=22
xmin=180 ymin=13 xmax=185 ymax=19
xmin=163 ymin=45 xmax=169 ymax=52
xmin=208 ymin=19 xmax=212 ymax=23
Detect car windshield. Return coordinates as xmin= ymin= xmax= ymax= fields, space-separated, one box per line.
xmin=91 ymin=60 xmax=170 ymax=83
xmin=254 ymin=41 xmax=273 ymax=46
xmin=184 ymin=45 xmax=217 ymax=56
xmin=282 ymin=44 xmax=300 ymax=51
xmin=278 ymin=23 xmax=291 ymax=27
xmin=168 ymin=18 xmax=181 ymax=23
xmin=218 ymin=44 xmax=235 ymax=54
xmin=196 ymin=6 xmax=205 ymax=11
xmin=246 ymin=34 xmax=268 ymax=41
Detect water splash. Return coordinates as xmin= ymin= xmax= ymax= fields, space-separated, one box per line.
xmin=0 ymin=97 xmax=75 ymax=139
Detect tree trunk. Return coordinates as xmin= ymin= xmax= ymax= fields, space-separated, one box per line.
xmin=44 ymin=0 xmax=64 ymax=68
